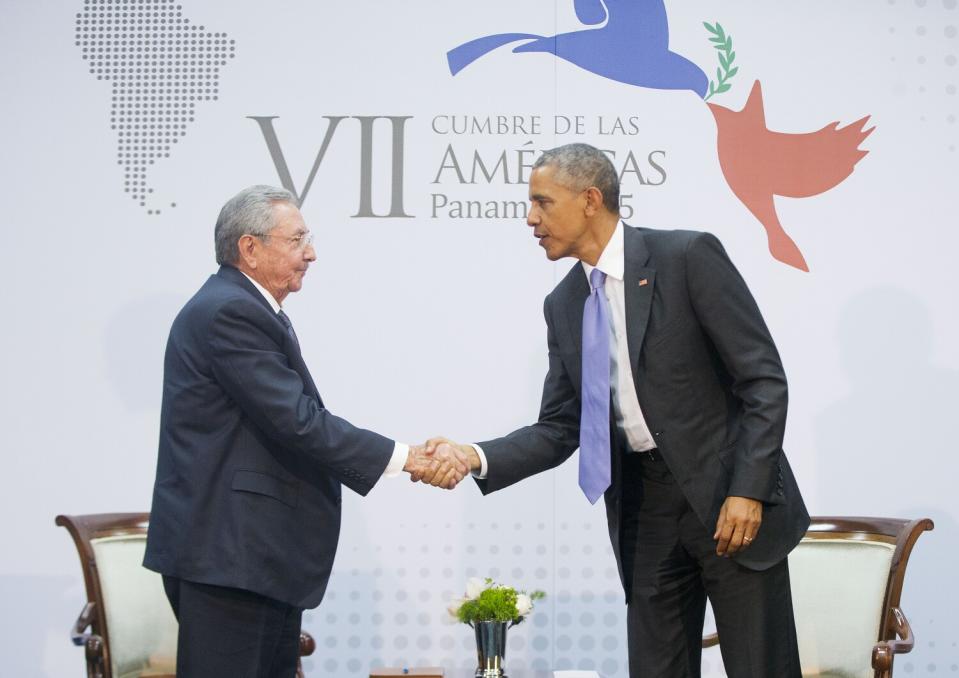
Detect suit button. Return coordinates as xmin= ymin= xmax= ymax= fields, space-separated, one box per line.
xmin=653 ymin=431 xmax=663 ymax=438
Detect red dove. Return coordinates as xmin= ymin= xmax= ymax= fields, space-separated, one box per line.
xmin=709 ymin=80 xmax=874 ymax=271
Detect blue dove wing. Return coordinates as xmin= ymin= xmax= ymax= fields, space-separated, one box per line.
xmin=574 ymin=0 xmax=608 ymax=25
xmin=601 ymin=0 xmax=668 ymax=51
xmin=448 ymin=33 xmax=544 ymax=75
xmin=603 ymin=0 xmax=709 ymax=96
xmin=447 ymin=0 xmax=708 ymax=96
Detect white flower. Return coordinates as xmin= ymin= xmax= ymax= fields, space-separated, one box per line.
xmin=446 ymin=596 xmax=467 ymax=622
xmin=465 ymin=577 xmax=489 ymax=600
xmin=515 ymin=593 xmax=533 ymax=617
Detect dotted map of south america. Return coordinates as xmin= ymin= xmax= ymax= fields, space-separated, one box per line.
xmin=76 ymin=0 xmax=235 ymax=215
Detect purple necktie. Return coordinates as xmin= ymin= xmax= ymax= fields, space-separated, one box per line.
xmin=579 ymin=268 xmax=612 ymax=504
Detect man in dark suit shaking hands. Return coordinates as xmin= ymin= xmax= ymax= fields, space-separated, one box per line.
xmin=145 ymin=186 xmax=466 ymax=677
xmin=424 ymin=145 xmax=809 ymax=677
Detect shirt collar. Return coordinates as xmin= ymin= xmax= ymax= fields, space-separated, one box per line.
xmin=241 ymin=272 xmax=282 ymax=314
xmin=582 ymin=220 xmax=625 ymax=283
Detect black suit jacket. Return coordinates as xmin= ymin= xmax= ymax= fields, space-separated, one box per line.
xmin=144 ymin=265 xmax=394 ymax=608
xmin=477 ymin=226 xmax=809 ymax=583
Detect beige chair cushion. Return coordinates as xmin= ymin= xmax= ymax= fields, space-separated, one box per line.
xmin=92 ymin=535 xmax=178 ymax=678
xmin=789 ymin=537 xmax=895 ymax=678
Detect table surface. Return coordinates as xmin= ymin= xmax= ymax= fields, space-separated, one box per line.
xmin=373 ymin=670 xmax=555 ymax=678
xmin=407 ymin=671 xmax=554 ymax=678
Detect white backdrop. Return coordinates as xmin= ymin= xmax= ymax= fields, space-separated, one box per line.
xmin=1 ymin=1 xmax=957 ymax=676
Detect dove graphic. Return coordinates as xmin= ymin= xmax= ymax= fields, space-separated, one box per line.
xmin=447 ymin=1 xmax=875 ymax=271
xmin=708 ymin=81 xmax=874 ymax=271
xmin=447 ymin=0 xmax=708 ymax=96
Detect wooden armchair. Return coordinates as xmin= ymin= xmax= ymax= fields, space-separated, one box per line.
xmin=702 ymin=516 xmax=933 ymax=678
xmin=56 ymin=513 xmax=316 ymax=678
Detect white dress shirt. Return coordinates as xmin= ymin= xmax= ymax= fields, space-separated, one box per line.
xmin=240 ymin=272 xmax=409 ymax=478
xmin=472 ymin=220 xmax=654 ymax=479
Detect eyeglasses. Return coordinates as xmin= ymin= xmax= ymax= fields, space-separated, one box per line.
xmin=260 ymin=231 xmax=314 ymax=251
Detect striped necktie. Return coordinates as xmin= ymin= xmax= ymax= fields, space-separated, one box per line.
xmin=277 ymin=310 xmax=299 ymax=349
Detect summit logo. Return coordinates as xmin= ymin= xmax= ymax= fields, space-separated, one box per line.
xmin=448 ymin=0 xmax=874 ymax=271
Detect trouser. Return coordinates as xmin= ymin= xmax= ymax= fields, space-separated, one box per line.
xmin=162 ymin=575 xmax=303 ymax=678
xmin=619 ymin=451 xmax=801 ymax=678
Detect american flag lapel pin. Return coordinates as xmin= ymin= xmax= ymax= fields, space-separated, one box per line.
xmin=639 ymin=278 xmax=649 ymax=286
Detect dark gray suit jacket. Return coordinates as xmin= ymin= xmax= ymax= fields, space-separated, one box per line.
xmin=477 ymin=225 xmax=809 ymax=581
xmin=144 ymin=265 xmax=394 ymax=608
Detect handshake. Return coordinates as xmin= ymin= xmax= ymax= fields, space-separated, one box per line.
xmin=402 ymin=438 xmax=481 ymax=490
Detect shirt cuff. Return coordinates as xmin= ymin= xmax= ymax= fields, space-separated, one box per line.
xmin=382 ymin=442 xmax=409 ymax=478
xmin=471 ymin=443 xmax=489 ymax=479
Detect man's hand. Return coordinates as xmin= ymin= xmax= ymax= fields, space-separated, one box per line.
xmin=424 ymin=437 xmax=481 ymax=474
xmin=403 ymin=443 xmax=470 ymax=490
xmin=713 ymin=496 xmax=762 ymax=557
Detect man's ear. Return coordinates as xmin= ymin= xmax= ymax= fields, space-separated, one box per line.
xmin=237 ymin=234 xmax=259 ymax=270
xmin=583 ymin=186 xmax=604 ymax=217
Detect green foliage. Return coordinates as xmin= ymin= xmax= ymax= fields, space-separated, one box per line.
xmin=455 ymin=579 xmax=547 ymax=625
xmin=457 ymin=585 xmax=518 ymax=624
xmin=703 ymin=21 xmax=739 ymax=101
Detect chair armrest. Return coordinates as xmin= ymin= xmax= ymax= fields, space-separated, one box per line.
xmin=71 ymin=601 xmax=96 ymax=647
xmin=872 ymin=607 xmax=914 ymax=672
xmin=299 ymin=631 xmax=316 ymax=657
xmin=71 ymin=602 xmax=106 ymax=676
xmin=702 ymin=632 xmax=719 ymax=648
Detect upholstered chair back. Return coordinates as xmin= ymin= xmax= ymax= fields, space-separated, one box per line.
xmin=789 ymin=536 xmax=896 ymax=678
xmin=91 ymin=534 xmax=178 ymax=678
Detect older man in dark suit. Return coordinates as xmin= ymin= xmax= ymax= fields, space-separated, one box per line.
xmin=144 ymin=186 xmax=465 ymax=678
xmin=425 ymin=144 xmax=809 ymax=677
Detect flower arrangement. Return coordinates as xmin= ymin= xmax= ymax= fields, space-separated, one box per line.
xmin=447 ymin=577 xmax=546 ymax=626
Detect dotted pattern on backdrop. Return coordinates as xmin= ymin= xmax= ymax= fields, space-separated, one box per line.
xmin=75 ymin=0 xmax=235 ymax=214
xmin=296 ymin=519 xmax=684 ymax=678
xmin=883 ymin=5 xmax=959 ymax=671
xmin=886 ymin=0 xmax=958 ymax=151
xmin=296 ymin=519 xmax=730 ymax=678
xmin=295 ymin=510 xmax=956 ymax=678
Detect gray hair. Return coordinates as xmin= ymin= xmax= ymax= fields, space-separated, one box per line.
xmin=214 ymin=185 xmax=299 ymax=265
xmin=533 ymin=143 xmax=620 ymax=214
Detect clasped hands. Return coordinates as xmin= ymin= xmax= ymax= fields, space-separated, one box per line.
xmin=402 ymin=437 xmax=480 ymax=490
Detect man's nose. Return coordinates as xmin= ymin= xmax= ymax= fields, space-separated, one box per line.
xmin=304 ymin=244 xmax=317 ymax=262
xmin=527 ymin=208 xmax=539 ymax=227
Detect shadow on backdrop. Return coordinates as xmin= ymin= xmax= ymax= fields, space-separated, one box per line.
xmin=102 ymin=294 xmax=182 ymax=410
xmin=814 ymin=286 xmax=958 ymax=666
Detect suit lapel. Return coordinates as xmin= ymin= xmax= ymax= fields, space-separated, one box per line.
xmin=563 ymin=262 xmax=590 ymax=357
xmin=217 ymin=266 xmax=325 ymax=406
xmin=285 ymin=339 xmax=324 ymax=406
xmin=623 ymin=226 xmax=656 ymax=376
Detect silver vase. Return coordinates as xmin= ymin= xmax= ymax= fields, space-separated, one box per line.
xmin=473 ymin=621 xmax=509 ymax=678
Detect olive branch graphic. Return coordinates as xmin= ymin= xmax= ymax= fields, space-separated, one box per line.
xmin=703 ymin=21 xmax=738 ymax=101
